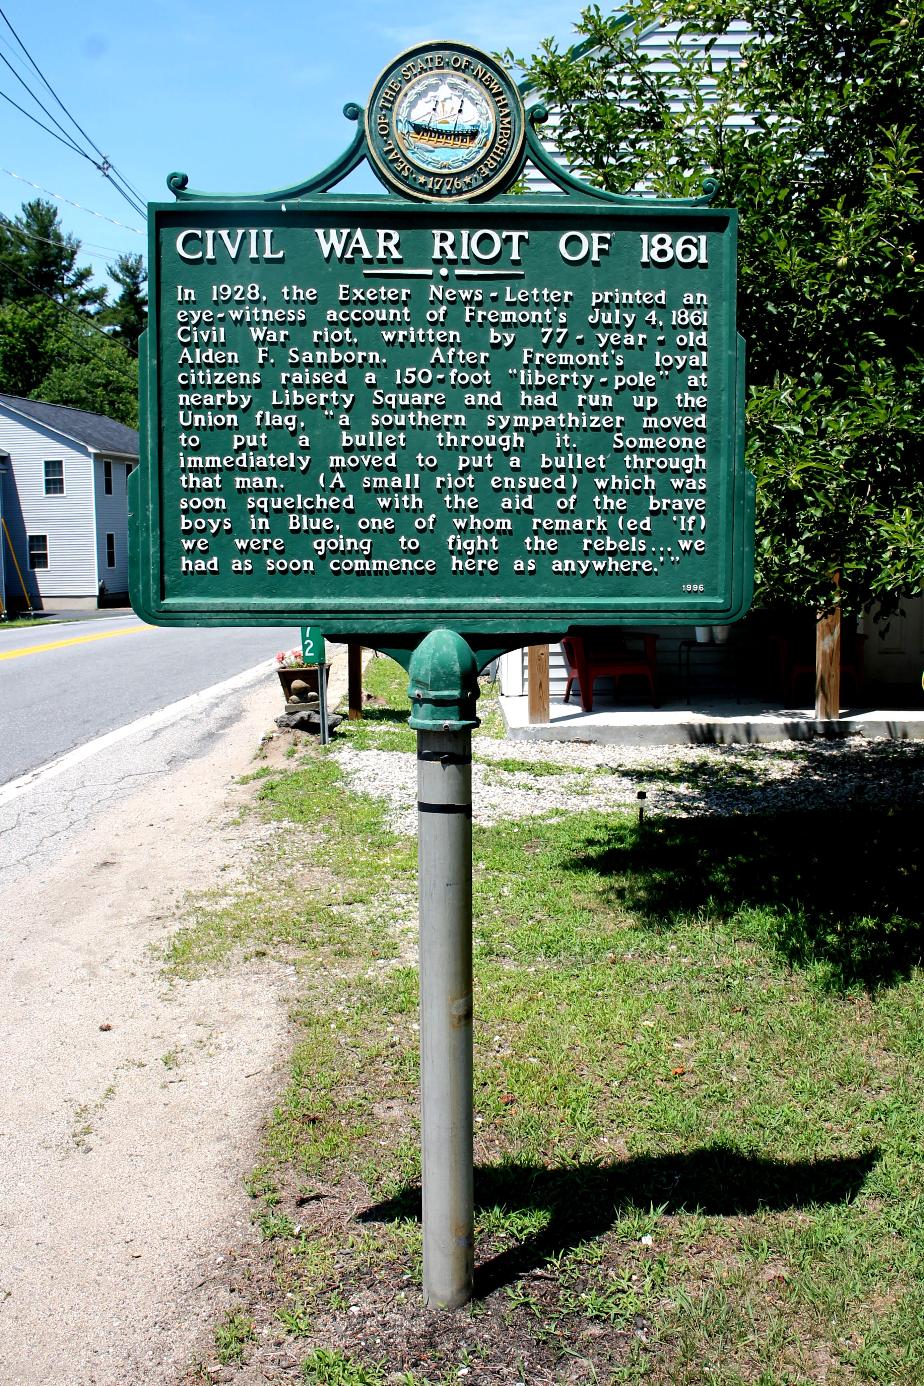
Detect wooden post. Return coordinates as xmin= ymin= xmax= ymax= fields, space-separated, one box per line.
xmin=815 ymin=574 xmax=841 ymax=720
xmin=528 ymin=643 xmax=550 ymax=725
xmin=348 ymin=644 xmax=363 ymax=720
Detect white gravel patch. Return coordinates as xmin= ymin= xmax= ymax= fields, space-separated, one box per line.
xmin=333 ymin=734 xmax=924 ymax=838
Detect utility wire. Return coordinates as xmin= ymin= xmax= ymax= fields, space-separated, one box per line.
xmin=0 ymin=3 xmax=146 ymax=200
xmin=0 ymin=4 xmax=147 ymax=209
xmin=1 ymin=169 xmax=144 ymax=233
xmin=0 ymin=89 xmax=146 ymax=219
xmin=0 ymin=211 xmax=139 ymax=262
xmin=0 ymin=257 xmax=139 ymax=357
xmin=0 ymin=86 xmax=90 ymax=160
xmin=0 ymin=5 xmax=148 ymax=216
xmin=0 ymin=48 xmax=96 ymax=162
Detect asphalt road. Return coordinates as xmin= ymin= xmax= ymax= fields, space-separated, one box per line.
xmin=0 ymin=612 xmax=301 ymax=786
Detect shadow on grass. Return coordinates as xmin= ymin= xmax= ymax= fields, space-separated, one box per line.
xmin=360 ymin=1145 xmax=878 ymax=1296
xmin=346 ymin=705 xmax=411 ymax=724
xmin=571 ymin=808 xmax=924 ymax=989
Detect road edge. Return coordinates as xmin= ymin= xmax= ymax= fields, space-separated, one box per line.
xmin=0 ymin=659 xmax=273 ymax=808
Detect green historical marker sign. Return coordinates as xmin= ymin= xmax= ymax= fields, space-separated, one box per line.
xmin=130 ymin=42 xmax=752 ymax=654
xmin=128 ymin=41 xmax=755 ymax=1313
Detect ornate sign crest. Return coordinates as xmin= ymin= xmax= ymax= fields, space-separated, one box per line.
xmin=365 ymin=42 xmax=526 ymax=202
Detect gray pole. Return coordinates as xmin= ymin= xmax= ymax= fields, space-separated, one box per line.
xmin=318 ymin=663 xmax=330 ymax=746
xmin=407 ymin=629 xmax=480 ymax=1309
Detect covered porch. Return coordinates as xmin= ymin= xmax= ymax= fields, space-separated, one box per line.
xmin=497 ymin=602 xmax=924 ymax=746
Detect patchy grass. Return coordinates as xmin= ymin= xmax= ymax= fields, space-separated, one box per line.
xmin=334 ymin=652 xmax=507 ymax=751
xmin=180 ymin=685 xmax=924 ymax=1385
xmin=474 ymin=754 xmax=605 ymax=779
xmin=213 ymin=1310 xmax=256 ymax=1365
xmin=0 ymin=614 xmax=51 ymax=630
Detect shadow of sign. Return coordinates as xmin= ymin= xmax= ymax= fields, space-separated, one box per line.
xmin=359 ymin=1145 xmax=878 ymax=1297
xmin=561 ymin=804 xmax=924 ymax=989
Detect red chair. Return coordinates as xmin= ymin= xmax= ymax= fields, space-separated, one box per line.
xmin=561 ymin=633 xmax=659 ymax=711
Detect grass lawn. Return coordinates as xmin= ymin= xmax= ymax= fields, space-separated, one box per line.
xmin=0 ymin=615 xmax=50 ymax=630
xmin=176 ymin=655 xmax=924 ymax=1385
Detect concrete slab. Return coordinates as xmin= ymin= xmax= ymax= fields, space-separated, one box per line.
xmin=500 ymin=695 xmax=924 ymax=746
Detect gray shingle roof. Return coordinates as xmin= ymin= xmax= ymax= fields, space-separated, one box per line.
xmin=0 ymin=394 xmax=138 ymax=456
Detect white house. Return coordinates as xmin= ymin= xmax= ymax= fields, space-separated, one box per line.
xmin=0 ymin=395 xmax=138 ymax=613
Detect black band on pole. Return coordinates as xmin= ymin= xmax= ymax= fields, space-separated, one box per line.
xmin=417 ymin=802 xmax=473 ymax=817
xmin=417 ymin=749 xmax=472 ymax=766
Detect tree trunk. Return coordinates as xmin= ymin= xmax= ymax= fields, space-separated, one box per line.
xmin=347 ymin=644 xmax=363 ymax=719
xmin=815 ymin=577 xmax=841 ymax=719
xmin=528 ymin=644 xmax=550 ymax=724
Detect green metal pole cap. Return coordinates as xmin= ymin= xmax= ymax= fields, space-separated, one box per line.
xmin=407 ymin=628 xmax=481 ymax=732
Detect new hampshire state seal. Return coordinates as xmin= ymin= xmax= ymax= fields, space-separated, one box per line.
xmin=365 ymin=42 xmax=526 ymax=202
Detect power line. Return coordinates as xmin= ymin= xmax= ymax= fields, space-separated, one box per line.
xmin=0 ymin=85 xmax=91 ymax=161
xmin=0 ymin=257 xmax=139 ymax=358
xmin=0 ymin=48 xmax=95 ymax=162
xmin=0 ymin=6 xmax=147 ymax=217
xmin=0 ymin=4 xmax=146 ymax=201
xmin=1 ymin=169 xmax=144 ymax=233
xmin=0 ymin=211 xmax=142 ymax=263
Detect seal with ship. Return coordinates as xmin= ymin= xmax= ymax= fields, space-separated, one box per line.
xmin=365 ymin=42 xmax=526 ymax=202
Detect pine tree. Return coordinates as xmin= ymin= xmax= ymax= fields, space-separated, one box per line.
xmin=0 ymin=198 xmax=106 ymax=311
xmin=104 ymin=252 xmax=147 ymax=352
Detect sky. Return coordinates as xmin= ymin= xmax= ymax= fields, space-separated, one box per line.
xmin=0 ymin=0 xmax=585 ymax=298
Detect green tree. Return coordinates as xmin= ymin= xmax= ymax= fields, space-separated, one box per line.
xmin=0 ymin=299 xmax=137 ymax=427
xmin=103 ymin=252 xmax=147 ymax=352
xmin=0 ymin=199 xmax=136 ymax=425
xmin=37 ymin=328 xmax=138 ymax=428
xmin=0 ymin=198 xmax=106 ymax=312
xmin=0 ymin=300 xmax=64 ymax=397
xmin=514 ymin=0 xmax=924 ymax=630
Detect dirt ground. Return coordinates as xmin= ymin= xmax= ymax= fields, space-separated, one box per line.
xmin=0 ymin=660 xmax=349 ymax=1386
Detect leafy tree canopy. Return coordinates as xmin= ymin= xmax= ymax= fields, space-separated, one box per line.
xmin=0 ymin=201 xmax=139 ymax=427
xmin=0 ymin=198 xmax=106 ymax=312
xmin=513 ymin=0 xmax=924 ymax=615
xmin=0 ymin=298 xmax=137 ymax=427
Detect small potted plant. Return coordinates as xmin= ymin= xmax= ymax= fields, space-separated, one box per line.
xmin=275 ymin=645 xmax=324 ymax=704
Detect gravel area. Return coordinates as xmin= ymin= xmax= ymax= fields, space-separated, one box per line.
xmin=334 ymin=732 xmax=924 ymax=837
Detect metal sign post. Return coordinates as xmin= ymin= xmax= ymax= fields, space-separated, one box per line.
xmin=408 ymin=629 xmax=480 ymax=1307
xmin=318 ymin=665 xmax=330 ymax=746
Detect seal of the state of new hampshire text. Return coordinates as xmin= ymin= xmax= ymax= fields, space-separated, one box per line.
xmin=365 ymin=42 xmax=526 ymax=202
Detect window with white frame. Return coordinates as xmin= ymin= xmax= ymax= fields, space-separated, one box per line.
xmin=28 ymin=534 xmax=48 ymax=569
xmin=43 ymin=459 xmax=64 ymax=495
xmin=106 ymin=533 xmax=116 ymax=568
xmin=104 ymin=459 xmax=113 ymax=495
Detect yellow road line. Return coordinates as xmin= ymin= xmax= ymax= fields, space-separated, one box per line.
xmin=0 ymin=625 xmax=147 ymax=660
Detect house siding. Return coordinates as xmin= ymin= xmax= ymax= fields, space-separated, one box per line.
xmin=524 ymin=20 xmax=753 ymax=194
xmin=0 ymin=409 xmax=97 ymax=603
xmin=500 ymin=644 xmax=570 ymax=699
xmin=93 ymin=457 xmax=131 ymax=597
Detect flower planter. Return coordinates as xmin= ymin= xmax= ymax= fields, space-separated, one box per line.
xmin=277 ymin=663 xmax=329 ymax=704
